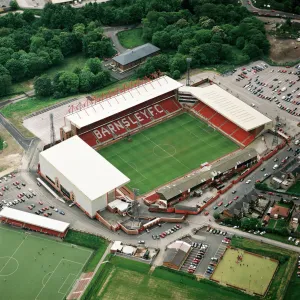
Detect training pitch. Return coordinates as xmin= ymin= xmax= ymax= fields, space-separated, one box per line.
xmin=99 ymin=113 xmax=238 ymax=194
xmin=0 ymin=226 xmax=92 ymax=300
xmin=211 ymin=248 xmax=278 ymax=296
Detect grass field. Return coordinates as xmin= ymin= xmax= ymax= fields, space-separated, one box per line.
xmin=99 ymin=113 xmax=238 ymax=194
xmin=117 ymin=28 xmax=144 ymax=49
xmin=231 ymin=236 xmax=298 ymax=300
xmin=86 ymin=256 xmax=253 ymax=300
xmin=288 ymin=181 xmax=300 ymax=194
xmin=211 ymin=248 xmax=278 ymax=295
xmin=0 ymin=226 xmax=92 ymax=300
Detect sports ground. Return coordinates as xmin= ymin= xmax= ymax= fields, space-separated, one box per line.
xmin=211 ymin=248 xmax=278 ymax=296
xmin=99 ymin=113 xmax=239 ymax=194
xmin=0 ymin=226 xmax=92 ymax=300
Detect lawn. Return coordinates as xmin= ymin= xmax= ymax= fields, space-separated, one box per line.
xmin=231 ymin=236 xmax=298 ymax=300
xmin=267 ymin=219 xmax=276 ymax=229
xmin=288 ymin=181 xmax=300 ymax=194
xmin=0 ymin=77 xmax=135 ymax=138
xmin=85 ymin=256 xmax=253 ymax=300
xmin=275 ymin=218 xmax=288 ymax=229
xmin=211 ymin=248 xmax=278 ymax=296
xmin=117 ymin=28 xmax=144 ymax=49
xmin=0 ymin=225 xmax=92 ymax=300
xmin=99 ymin=113 xmax=238 ymax=194
xmin=284 ymin=263 xmax=300 ymax=300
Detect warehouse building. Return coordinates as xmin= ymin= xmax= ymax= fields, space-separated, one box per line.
xmin=112 ymin=43 xmax=160 ymax=71
xmin=38 ymin=136 xmax=130 ymax=218
xmin=163 ymin=240 xmax=191 ymax=270
xmin=0 ymin=207 xmax=70 ymax=238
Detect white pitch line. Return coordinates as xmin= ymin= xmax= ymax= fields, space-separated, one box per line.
xmin=0 ymin=235 xmax=27 ymax=274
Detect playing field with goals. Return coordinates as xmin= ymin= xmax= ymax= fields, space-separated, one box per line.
xmin=0 ymin=226 xmax=93 ymax=300
xmin=99 ymin=113 xmax=239 ymax=194
xmin=211 ymin=248 xmax=278 ymax=296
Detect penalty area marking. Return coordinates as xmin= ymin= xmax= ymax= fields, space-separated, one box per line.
xmin=42 ymin=272 xmax=53 ymax=286
xmin=0 ymin=256 xmax=19 ymax=277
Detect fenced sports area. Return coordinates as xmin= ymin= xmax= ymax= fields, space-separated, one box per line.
xmin=0 ymin=226 xmax=92 ymax=300
xmin=99 ymin=113 xmax=238 ymax=194
xmin=211 ymin=248 xmax=278 ymax=296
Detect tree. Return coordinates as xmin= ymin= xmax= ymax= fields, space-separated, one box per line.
xmin=243 ymin=43 xmax=262 ymax=59
xmin=235 ymin=36 xmax=245 ymax=50
xmin=171 ymin=70 xmax=181 ymax=79
xmin=0 ymin=47 xmax=14 ymax=65
xmin=213 ymin=212 xmax=220 ymax=220
xmin=0 ymin=136 xmax=4 ymax=151
xmin=94 ymin=70 xmax=110 ymax=88
xmin=52 ymin=71 xmax=79 ymax=98
xmin=241 ymin=218 xmax=259 ymax=230
xmin=0 ymin=65 xmax=12 ymax=96
xmin=78 ymin=69 xmax=95 ymax=92
xmin=170 ymin=54 xmax=186 ymax=74
xmin=34 ymin=75 xmax=53 ymax=97
xmin=5 ymin=58 xmax=26 ymax=81
xmin=22 ymin=10 xmax=35 ymax=23
xmin=10 ymin=0 xmax=19 ymax=10
xmin=86 ymin=58 xmax=102 ymax=74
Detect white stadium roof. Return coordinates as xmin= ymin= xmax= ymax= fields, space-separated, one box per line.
xmin=39 ymin=136 xmax=130 ymax=200
xmin=65 ymin=76 xmax=183 ymax=129
xmin=179 ymin=85 xmax=272 ymax=131
xmin=0 ymin=207 xmax=70 ymax=233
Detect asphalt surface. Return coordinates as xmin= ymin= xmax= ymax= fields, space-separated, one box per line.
xmin=0 ymin=112 xmax=35 ymax=151
xmin=241 ymin=0 xmax=300 ymax=20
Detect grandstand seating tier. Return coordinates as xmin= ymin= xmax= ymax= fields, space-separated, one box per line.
xmin=220 ymin=120 xmax=238 ymax=135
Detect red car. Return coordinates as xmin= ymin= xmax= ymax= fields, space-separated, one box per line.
xmin=268 ymin=192 xmax=274 ymax=195
xmin=16 ymin=181 xmax=20 ymax=185
xmin=17 ymin=194 xmax=22 ymax=198
xmin=233 ymin=196 xmax=239 ymax=200
xmin=43 ymin=213 xmax=48 ymax=217
xmin=1 ymin=187 xmax=5 ymax=191
xmin=188 ymin=269 xmax=195 ymax=273
xmin=193 ymin=258 xmax=200 ymax=263
xmin=38 ymin=201 xmax=43 ymax=205
xmin=228 ymin=200 xmax=233 ymax=205
xmin=28 ymin=206 xmax=33 ymax=210
xmin=218 ymin=201 xmax=223 ymax=207
xmin=204 ymin=211 xmax=209 ymax=216
xmin=42 ymin=207 xmax=46 ymax=211
xmin=45 ymin=207 xmax=49 ymax=210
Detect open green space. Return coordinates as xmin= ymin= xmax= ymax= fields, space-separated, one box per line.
xmin=267 ymin=219 xmax=276 ymax=229
xmin=0 ymin=76 xmax=134 ymax=138
xmin=99 ymin=113 xmax=238 ymax=194
xmin=231 ymin=236 xmax=298 ymax=300
xmin=275 ymin=218 xmax=288 ymax=229
xmin=64 ymin=230 xmax=108 ymax=272
xmin=285 ymin=263 xmax=300 ymax=300
xmin=117 ymin=28 xmax=144 ymax=49
xmin=288 ymin=181 xmax=300 ymax=194
xmin=84 ymin=255 xmax=253 ymax=300
xmin=211 ymin=248 xmax=278 ymax=295
xmin=0 ymin=225 xmax=92 ymax=300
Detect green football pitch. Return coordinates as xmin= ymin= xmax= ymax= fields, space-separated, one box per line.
xmin=99 ymin=113 xmax=239 ymax=194
xmin=0 ymin=226 xmax=92 ymax=300
xmin=211 ymin=248 xmax=278 ymax=295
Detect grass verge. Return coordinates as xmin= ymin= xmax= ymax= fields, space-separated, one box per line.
xmin=117 ymin=28 xmax=144 ymax=49
xmin=64 ymin=229 xmax=108 ymax=272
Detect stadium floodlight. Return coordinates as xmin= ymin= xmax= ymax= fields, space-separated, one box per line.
xmin=186 ymin=58 xmax=192 ymax=86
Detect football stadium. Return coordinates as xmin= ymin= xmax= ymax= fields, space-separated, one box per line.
xmin=38 ymin=75 xmax=272 ymax=218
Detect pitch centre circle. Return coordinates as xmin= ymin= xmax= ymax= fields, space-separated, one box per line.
xmin=153 ymin=144 xmax=176 ymax=158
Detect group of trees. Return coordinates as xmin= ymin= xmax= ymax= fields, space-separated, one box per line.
xmin=255 ymin=0 xmax=300 ymax=14
xmin=136 ymin=1 xmax=270 ymax=78
xmin=34 ymin=58 xmax=110 ymax=98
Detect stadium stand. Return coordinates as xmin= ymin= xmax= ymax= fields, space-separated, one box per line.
xmin=78 ymin=98 xmax=182 ymax=146
xmin=199 ymin=105 xmax=215 ymax=119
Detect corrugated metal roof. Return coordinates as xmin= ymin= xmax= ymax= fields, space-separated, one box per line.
xmin=65 ymin=76 xmax=182 ymax=129
xmin=157 ymin=148 xmax=257 ymax=200
xmin=113 ymin=43 xmax=160 ymax=66
xmin=0 ymin=207 xmax=69 ymax=233
xmin=179 ymin=85 xmax=272 ymax=131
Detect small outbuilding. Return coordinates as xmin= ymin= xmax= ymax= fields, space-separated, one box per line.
xmin=163 ymin=241 xmax=191 ymax=270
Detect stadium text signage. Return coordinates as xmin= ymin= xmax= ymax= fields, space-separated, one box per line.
xmin=93 ymin=104 xmax=164 ymax=140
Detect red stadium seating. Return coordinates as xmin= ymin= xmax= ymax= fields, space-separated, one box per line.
xmin=160 ymin=98 xmax=181 ymax=113
xmin=232 ymin=128 xmax=251 ymax=143
xmin=134 ymin=109 xmax=152 ymax=125
xmin=192 ymin=102 xmax=205 ymax=112
xmin=79 ymin=131 xmax=100 ymax=146
xmin=91 ymin=125 xmax=113 ymax=143
xmin=120 ymin=115 xmax=139 ymax=130
xmin=148 ymin=104 xmax=166 ymax=119
xmin=200 ymin=106 xmax=216 ymax=119
xmin=220 ymin=120 xmax=238 ymax=135
xmin=210 ymin=114 xmax=227 ymax=127
xmin=243 ymin=135 xmax=255 ymax=146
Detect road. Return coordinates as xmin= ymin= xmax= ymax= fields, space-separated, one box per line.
xmin=0 ymin=112 xmax=35 ymax=151
xmin=241 ymin=0 xmax=300 ymax=20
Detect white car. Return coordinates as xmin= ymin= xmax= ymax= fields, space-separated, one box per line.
xmin=246 ymin=180 xmax=251 ymax=184
xmin=264 ymin=173 xmax=269 ymax=177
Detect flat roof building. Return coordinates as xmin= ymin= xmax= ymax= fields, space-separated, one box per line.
xmin=0 ymin=207 xmax=70 ymax=237
xmin=112 ymin=43 xmax=160 ymax=71
xmin=39 ymin=136 xmax=130 ymax=217
xmin=163 ymin=241 xmax=191 ymax=270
